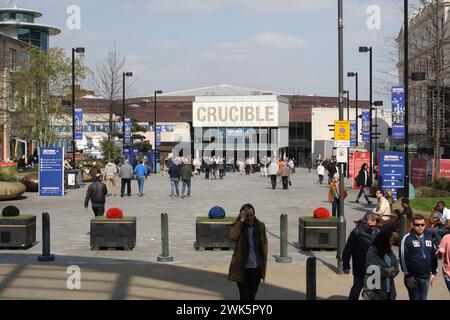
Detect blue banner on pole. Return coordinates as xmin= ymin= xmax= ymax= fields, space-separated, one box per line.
xmin=74 ymin=108 xmax=83 ymax=140
xmin=124 ymin=118 xmax=132 ymax=146
xmin=39 ymin=147 xmax=64 ymax=196
xmin=350 ymin=120 xmax=357 ymax=147
xmin=379 ymin=151 xmax=405 ymax=201
xmin=156 ymin=125 xmax=161 ymax=146
xmin=361 ymin=109 xmax=370 ymax=142
xmin=392 ymin=85 xmax=405 ymax=140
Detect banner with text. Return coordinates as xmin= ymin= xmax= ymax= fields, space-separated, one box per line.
xmin=74 ymin=108 xmax=83 ymax=140
xmin=39 ymin=147 xmax=64 ymax=197
xmin=379 ymin=151 xmax=405 ymax=201
xmin=361 ymin=110 xmax=370 ymax=142
xmin=392 ymin=85 xmax=405 ymax=140
xmin=124 ymin=118 xmax=132 ymax=146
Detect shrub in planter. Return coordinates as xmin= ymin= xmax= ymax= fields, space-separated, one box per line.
xmin=0 ymin=206 xmax=36 ymax=248
xmin=90 ymin=215 xmax=136 ymax=250
xmin=195 ymin=215 xmax=236 ymax=250
xmin=106 ymin=207 xmax=123 ymax=219
xmin=299 ymin=209 xmax=338 ymax=250
xmin=313 ymin=207 xmax=331 ymax=220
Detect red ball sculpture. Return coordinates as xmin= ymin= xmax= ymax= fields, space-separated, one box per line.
xmin=313 ymin=207 xmax=331 ymax=219
xmin=106 ymin=207 xmax=123 ymax=219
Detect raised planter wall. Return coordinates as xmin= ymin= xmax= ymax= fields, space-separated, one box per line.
xmin=90 ymin=217 xmax=136 ymax=250
xmin=195 ymin=219 xmax=235 ymax=250
xmin=298 ymin=217 xmax=337 ymax=250
xmin=0 ymin=216 xmax=36 ymax=248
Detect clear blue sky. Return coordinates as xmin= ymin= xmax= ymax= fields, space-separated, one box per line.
xmin=12 ymin=0 xmax=412 ymax=103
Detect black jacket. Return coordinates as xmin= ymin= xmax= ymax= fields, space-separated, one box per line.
xmin=168 ymin=160 xmax=181 ymax=178
xmin=343 ymin=223 xmax=380 ymax=276
xmin=356 ymin=169 xmax=371 ymax=187
xmin=400 ymin=231 xmax=438 ymax=278
xmin=84 ymin=181 xmax=107 ymax=207
xmin=327 ymin=163 xmax=337 ymax=177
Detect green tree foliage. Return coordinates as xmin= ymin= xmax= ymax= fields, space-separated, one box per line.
xmin=11 ymin=46 xmax=86 ymax=147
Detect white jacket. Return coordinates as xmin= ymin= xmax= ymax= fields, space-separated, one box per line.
xmin=268 ymin=162 xmax=279 ymax=175
xmin=104 ymin=163 xmax=118 ymax=177
xmin=317 ymin=165 xmax=325 ymax=175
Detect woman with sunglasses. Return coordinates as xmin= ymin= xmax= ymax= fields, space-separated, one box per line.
xmin=362 ymin=230 xmax=399 ymax=300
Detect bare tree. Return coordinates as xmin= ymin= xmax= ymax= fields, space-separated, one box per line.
xmin=410 ymin=0 xmax=450 ymax=178
xmin=89 ymin=45 xmax=126 ymax=161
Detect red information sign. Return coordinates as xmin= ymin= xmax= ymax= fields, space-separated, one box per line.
xmin=411 ymin=159 xmax=428 ymax=188
xmin=433 ymin=159 xmax=450 ymax=179
xmin=352 ymin=151 xmax=371 ymax=190
xmin=349 ymin=151 xmax=354 ymax=178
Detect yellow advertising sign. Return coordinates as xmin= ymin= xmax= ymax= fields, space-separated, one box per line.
xmin=334 ymin=121 xmax=351 ymax=141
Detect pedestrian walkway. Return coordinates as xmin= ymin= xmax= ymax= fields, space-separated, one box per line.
xmin=0 ymin=168 xmax=448 ymax=299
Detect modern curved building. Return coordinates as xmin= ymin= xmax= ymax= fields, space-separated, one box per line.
xmin=0 ymin=6 xmax=61 ymax=161
xmin=0 ymin=6 xmax=60 ymax=51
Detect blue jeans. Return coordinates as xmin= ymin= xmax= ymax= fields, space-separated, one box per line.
xmin=445 ymin=275 xmax=450 ymax=293
xmin=182 ymin=179 xmax=191 ymax=197
xmin=404 ymin=276 xmax=430 ymax=300
xmin=137 ymin=176 xmax=145 ymax=196
xmin=426 ymin=227 xmax=450 ymax=246
xmin=170 ymin=178 xmax=180 ymax=197
xmin=91 ymin=204 xmax=105 ymax=217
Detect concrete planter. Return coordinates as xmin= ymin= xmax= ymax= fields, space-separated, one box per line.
xmin=0 ymin=215 xmax=36 ymax=249
xmin=90 ymin=217 xmax=136 ymax=250
xmin=298 ymin=217 xmax=337 ymax=250
xmin=195 ymin=217 xmax=236 ymax=250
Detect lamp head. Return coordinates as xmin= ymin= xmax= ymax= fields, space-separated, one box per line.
xmin=74 ymin=47 xmax=85 ymax=53
xmin=411 ymin=72 xmax=425 ymax=81
xmin=359 ymin=46 xmax=369 ymax=53
xmin=155 ymin=90 xmax=163 ymax=95
xmin=373 ymin=101 xmax=383 ymax=107
xmin=124 ymin=72 xmax=133 ymax=77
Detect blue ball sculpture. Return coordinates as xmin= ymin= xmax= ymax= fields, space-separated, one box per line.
xmin=208 ymin=206 xmax=226 ymax=219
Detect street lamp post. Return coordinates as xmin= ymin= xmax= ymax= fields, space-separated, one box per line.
xmin=373 ymin=101 xmax=383 ymax=169
xmin=359 ymin=46 xmax=373 ymax=179
xmin=71 ymin=47 xmax=85 ymax=167
xmin=344 ymin=90 xmax=350 ymax=121
xmin=347 ymin=72 xmax=359 ymax=146
xmin=153 ymin=90 xmax=163 ymax=173
xmin=336 ymin=0 xmax=346 ymax=275
xmin=122 ymin=72 xmax=133 ymax=148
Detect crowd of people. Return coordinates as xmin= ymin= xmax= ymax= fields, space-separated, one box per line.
xmin=80 ymin=154 xmax=450 ymax=300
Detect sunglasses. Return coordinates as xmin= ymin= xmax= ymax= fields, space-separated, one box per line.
xmin=414 ymin=224 xmax=425 ymax=227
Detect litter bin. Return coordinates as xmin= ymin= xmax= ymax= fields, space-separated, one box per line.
xmin=65 ymin=169 xmax=80 ymax=189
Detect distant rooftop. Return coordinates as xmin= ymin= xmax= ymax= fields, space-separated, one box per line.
xmin=162 ymin=84 xmax=290 ymax=97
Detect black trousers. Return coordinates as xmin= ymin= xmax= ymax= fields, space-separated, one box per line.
xmin=237 ymin=268 xmax=262 ymax=300
xmin=282 ymin=176 xmax=288 ymax=189
xmin=219 ymin=169 xmax=224 ymax=179
xmin=270 ymin=175 xmax=277 ymax=189
xmin=349 ymin=275 xmax=365 ymax=300
xmin=121 ymin=179 xmax=131 ymax=196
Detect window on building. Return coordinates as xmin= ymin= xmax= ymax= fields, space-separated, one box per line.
xmin=9 ymin=48 xmax=16 ymax=70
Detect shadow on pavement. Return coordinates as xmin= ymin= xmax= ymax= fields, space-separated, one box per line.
xmin=0 ymin=254 xmax=307 ymax=300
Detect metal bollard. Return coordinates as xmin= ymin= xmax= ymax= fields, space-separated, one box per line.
xmin=306 ymin=257 xmax=317 ymax=300
xmin=275 ymin=214 xmax=292 ymax=263
xmin=398 ymin=214 xmax=408 ymax=256
xmin=157 ymin=213 xmax=173 ymax=262
xmin=38 ymin=212 xmax=55 ymax=262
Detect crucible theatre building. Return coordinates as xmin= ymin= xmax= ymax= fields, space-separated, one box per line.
xmin=192 ymin=95 xmax=289 ymax=162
